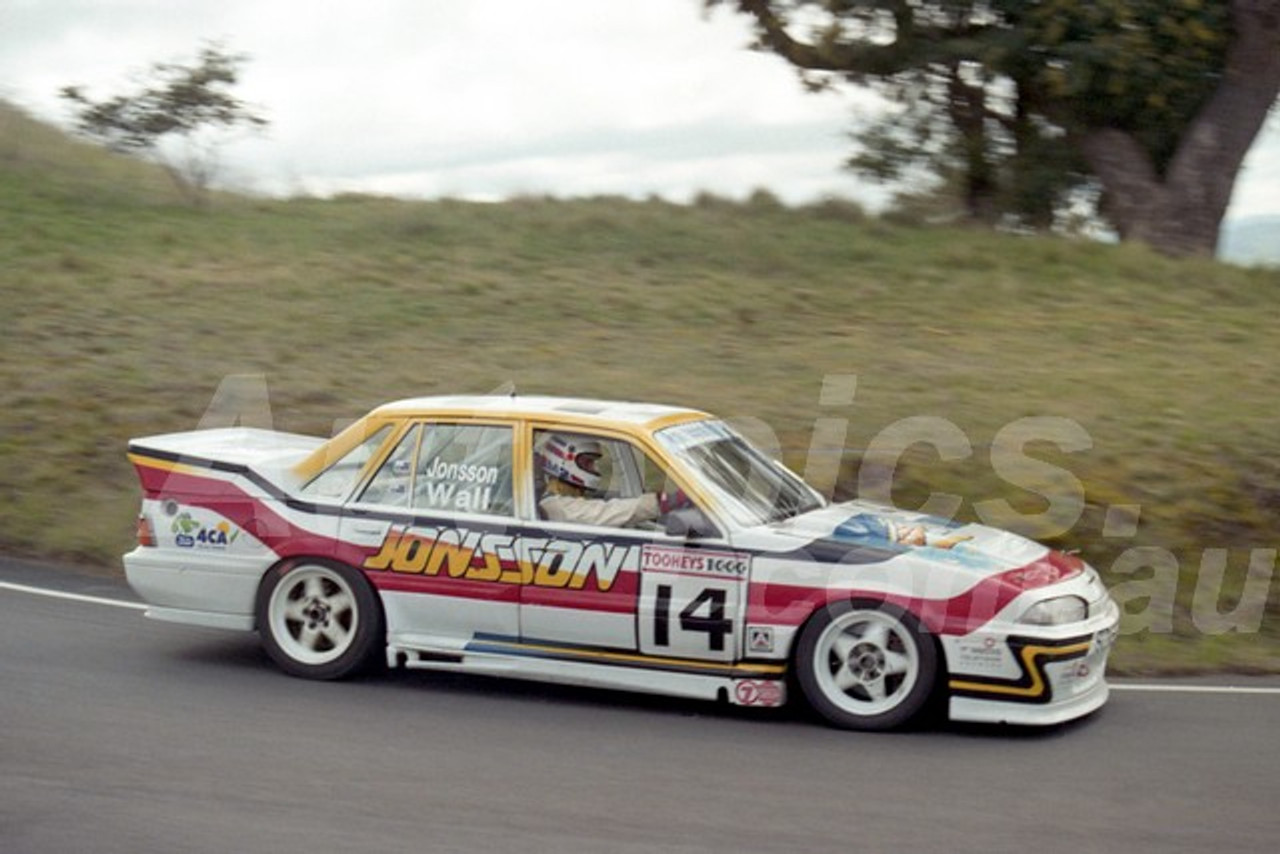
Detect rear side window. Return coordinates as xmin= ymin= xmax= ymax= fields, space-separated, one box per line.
xmin=414 ymin=424 xmax=513 ymax=515
xmin=355 ymin=423 xmax=513 ymax=517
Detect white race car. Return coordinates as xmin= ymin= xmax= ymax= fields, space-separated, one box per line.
xmin=124 ymin=395 xmax=1118 ymax=730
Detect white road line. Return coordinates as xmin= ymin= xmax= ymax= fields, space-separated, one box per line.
xmin=1111 ymin=683 xmax=1280 ymax=696
xmin=0 ymin=581 xmax=147 ymax=611
xmin=2 ymin=579 xmax=1280 ymax=696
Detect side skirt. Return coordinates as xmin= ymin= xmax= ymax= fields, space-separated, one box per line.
xmin=387 ymin=634 xmax=789 ymax=709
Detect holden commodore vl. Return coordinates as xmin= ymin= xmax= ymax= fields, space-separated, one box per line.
xmin=123 ymin=394 xmax=1119 ymax=730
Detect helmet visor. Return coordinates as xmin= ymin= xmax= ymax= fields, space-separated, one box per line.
xmin=574 ymin=451 xmax=602 ymax=476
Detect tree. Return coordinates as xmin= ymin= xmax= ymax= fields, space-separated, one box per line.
xmin=60 ymin=43 xmax=267 ymax=205
xmin=706 ymin=0 xmax=1280 ymax=256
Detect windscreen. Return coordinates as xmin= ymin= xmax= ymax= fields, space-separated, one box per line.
xmin=655 ymin=419 xmax=824 ymax=528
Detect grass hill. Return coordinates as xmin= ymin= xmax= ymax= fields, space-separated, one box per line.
xmin=3 ymin=100 xmax=1278 ymax=674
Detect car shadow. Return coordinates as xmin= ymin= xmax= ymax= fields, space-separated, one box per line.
xmin=161 ymin=633 xmax=1106 ymax=739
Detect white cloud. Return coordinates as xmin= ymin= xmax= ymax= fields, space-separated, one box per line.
xmin=1 ymin=0 xmax=1275 ymax=217
xmin=0 ymin=0 xmax=883 ymax=205
xmin=1225 ymin=120 xmax=1280 ymax=221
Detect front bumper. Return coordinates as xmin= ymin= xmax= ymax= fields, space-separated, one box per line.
xmin=942 ymin=599 xmax=1120 ymax=726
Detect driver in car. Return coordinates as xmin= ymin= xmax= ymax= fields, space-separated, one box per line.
xmin=539 ymin=433 xmax=687 ymax=528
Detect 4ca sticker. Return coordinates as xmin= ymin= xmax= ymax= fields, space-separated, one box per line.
xmin=172 ymin=513 xmax=240 ymax=549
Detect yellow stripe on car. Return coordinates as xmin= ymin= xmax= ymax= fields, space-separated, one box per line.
xmin=948 ymin=640 xmax=1092 ymax=699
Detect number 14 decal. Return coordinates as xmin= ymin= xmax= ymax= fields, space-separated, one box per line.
xmin=653 ymin=584 xmax=733 ymax=652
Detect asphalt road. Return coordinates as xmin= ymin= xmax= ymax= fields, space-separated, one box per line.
xmin=2 ymin=560 xmax=1278 ymax=854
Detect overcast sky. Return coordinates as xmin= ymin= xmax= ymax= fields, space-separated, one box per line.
xmin=3 ymin=0 xmax=1278 ymax=219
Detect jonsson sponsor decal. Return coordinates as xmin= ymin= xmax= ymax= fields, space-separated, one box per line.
xmin=417 ymin=460 xmax=502 ymax=512
xmin=363 ymin=526 xmax=639 ymax=591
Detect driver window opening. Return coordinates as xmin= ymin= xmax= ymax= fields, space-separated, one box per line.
xmin=533 ymin=429 xmax=697 ymax=531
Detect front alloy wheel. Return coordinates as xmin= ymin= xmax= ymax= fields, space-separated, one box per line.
xmin=795 ymin=601 xmax=937 ymax=731
xmin=257 ymin=561 xmax=382 ymax=680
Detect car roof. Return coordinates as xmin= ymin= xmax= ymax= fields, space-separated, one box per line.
xmin=293 ymin=395 xmax=715 ymax=483
xmin=371 ymin=394 xmax=710 ymax=430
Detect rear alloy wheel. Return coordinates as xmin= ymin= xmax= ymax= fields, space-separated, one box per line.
xmin=795 ymin=601 xmax=936 ymax=731
xmin=257 ymin=561 xmax=382 ymax=680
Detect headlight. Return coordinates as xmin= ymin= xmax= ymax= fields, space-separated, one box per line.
xmin=1019 ymin=595 xmax=1087 ymax=626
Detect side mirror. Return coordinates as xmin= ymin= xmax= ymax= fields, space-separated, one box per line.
xmin=664 ymin=507 xmax=718 ymax=539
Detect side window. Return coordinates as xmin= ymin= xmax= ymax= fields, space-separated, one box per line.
xmin=355 ymin=423 xmax=514 ymax=516
xmin=300 ymin=425 xmax=392 ymax=500
xmin=413 ymin=424 xmax=513 ymax=515
xmin=357 ymin=424 xmax=421 ymax=508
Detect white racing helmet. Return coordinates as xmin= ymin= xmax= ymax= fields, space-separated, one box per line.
xmin=541 ymin=434 xmax=604 ymax=492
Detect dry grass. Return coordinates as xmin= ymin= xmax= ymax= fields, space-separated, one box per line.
xmin=3 ymin=101 xmax=1278 ymax=672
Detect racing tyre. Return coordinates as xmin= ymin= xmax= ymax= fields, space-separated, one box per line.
xmin=257 ymin=560 xmax=383 ymax=680
xmin=795 ymin=600 xmax=937 ymax=731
